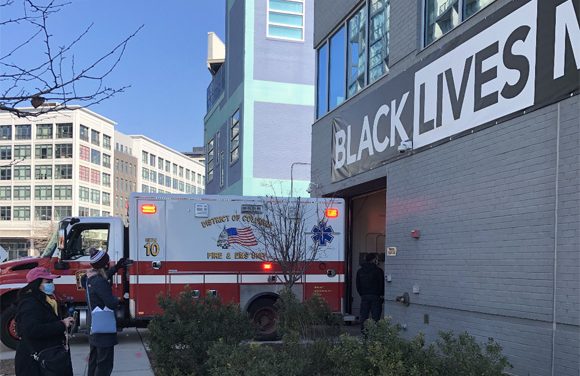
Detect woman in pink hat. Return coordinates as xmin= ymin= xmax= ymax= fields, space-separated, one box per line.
xmin=15 ymin=266 xmax=74 ymax=376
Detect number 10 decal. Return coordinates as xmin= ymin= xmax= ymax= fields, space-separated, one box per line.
xmin=144 ymin=238 xmax=160 ymax=257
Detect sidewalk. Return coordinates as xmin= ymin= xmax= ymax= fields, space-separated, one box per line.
xmin=0 ymin=328 xmax=153 ymax=376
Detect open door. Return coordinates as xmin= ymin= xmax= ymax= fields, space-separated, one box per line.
xmin=133 ymin=199 xmax=167 ymax=317
xmin=350 ymin=190 xmax=386 ymax=318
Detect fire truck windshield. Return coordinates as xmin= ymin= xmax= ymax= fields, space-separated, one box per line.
xmin=40 ymin=231 xmax=58 ymax=258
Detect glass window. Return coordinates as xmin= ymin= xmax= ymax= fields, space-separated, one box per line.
xmin=54 ymin=206 xmax=72 ymax=220
xmin=369 ymin=0 xmax=390 ymax=83
xmin=14 ymin=145 xmax=31 ymax=159
xmin=34 ymin=206 xmax=52 ymax=220
xmin=35 ymin=165 xmax=52 ymax=180
xmin=173 ymin=163 xmax=177 ymax=174
xmin=230 ymin=109 xmax=240 ymax=164
xmin=79 ymin=206 xmax=90 ymax=216
xmin=79 ymin=186 xmax=90 ymax=202
xmin=0 ymin=146 xmax=11 ymax=160
xmin=150 ymin=170 xmax=157 ymax=182
xmin=186 ymin=169 xmax=191 ymax=180
xmin=267 ymin=0 xmax=304 ymax=41
xmin=316 ymin=43 xmax=329 ymax=117
xmin=79 ymin=145 xmax=90 ymax=161
xmin=173 ymin=178 xmax=179 ymax=189
xmin=55 ymin=144 xmax=73 ymax=158
xmin=36 ymin=124 xmax=53 ymax=139
xmin=179 ymin=166 xmax=184 ymax=177
xmin=158 ymin=173 xmax=164 ymax=185
xmin=102 ymin=192 xmax=111 ymax=205
xmin=35 ymin=185 xmax=52 ymax=200
xmin=103 ymin=154 xmax=111 ymax=168
xmin=0 ymin=125 xmax=11 ymax=140
xmin=0 ymin=167 xmax=11 ymax=180
xmin=13 ymin=166 xmax=31 ymax=180
xmin=165 ymin=160 xmax=170 ymax=172
xmin=102 ymin=211 xmax=110 ymax=217
xmin=103 ymin=135 xmax=111 ymax=150
xmin=142 ymin=168 xmax=149 ymax=180
xmin=90 ymin=169 xmax=100 ymax=184
xmin=90 ymin=189 xmax=100 ymax=204
xmin=347 ymin=7 xmax=366 ymax=98
xmin=0 ymin=206 xmax=11 ymax=220
xmin=79 ymin=165 xmax=90 ymax=181
xmin=165 ymin=176 xmax=171 ymax=188
xmin=80 ymin=125 xmax=89 ymax=141
xmin=15 ymin=124 xmax=31 ymax=140
xmin=13 ymin=206 xmax=30 ymax=221
xmin=425 ymin=0 xmax=459 ymax=45
xmin=55 ymin=164 xmax=73 ymax=179
xmin=90 ymin=208 xmax=100 ymax=217
xmin=207 ymin=138 xmax=214 ymax=182
xmin=142 ymin=151 xmax=148 ymax=163
xmin=13 ymin=186 xmax=30 ymax=200
xmin=91 ymin=149 xmax=101 ymax=165
xmin=142 ymin=184 xmax=149 ymax=193
xmin=54 ymin=185 xmax=72 ymax=200
xmin=56 ymin=123 xmax=73 ymax=138
xmin=102 ymin=173 xmax=111 ymax=187
xmin=0 ymin=186 xmax=11 ymax=200
xmin=35 ymin=144 xmax=53 ymax=159
xmin=158 ymin=157 xmax=164 ymax=170
xmin=149 ymin=154 xmax=156 ymax=167
xmin=329 ymin=26 xmax=346 ymax=110
xmin=91 ymin=130 xmax=100 ymax=146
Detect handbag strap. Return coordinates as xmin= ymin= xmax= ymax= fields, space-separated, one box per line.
xmin=85 ymin=279 xmax=93 ymax=312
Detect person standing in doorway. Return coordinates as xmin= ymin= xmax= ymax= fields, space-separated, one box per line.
xmin=356 ymin=253 xmax=385 ymax=330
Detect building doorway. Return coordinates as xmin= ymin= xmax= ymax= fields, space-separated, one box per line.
xmin=349 ymin=189 xmax=386 ymax=319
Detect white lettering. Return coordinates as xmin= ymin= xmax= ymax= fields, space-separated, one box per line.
xmin=346 ymin=126 xmax=357 ymax=165
xmin=554 ymin=0 xmax=580 ymax=79
xmin=390 ymin=92 xmax=410 ymax=147
xmin=372 ymin=105 xmax=390 ymax=153
xmin=334 ymin=129 xmax=346 ymax=169
xmin=357 ymin=116 xmax=374 ymax=160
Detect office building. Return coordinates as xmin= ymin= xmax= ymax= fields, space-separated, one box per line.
xmin=310 ymin=0 xmax=579 ymax=375
xmin=204 ymin=0 xmax=315 ymax=196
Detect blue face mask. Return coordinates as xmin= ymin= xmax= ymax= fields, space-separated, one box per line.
xmin=42 ymin=282 xmax=55 ymax=295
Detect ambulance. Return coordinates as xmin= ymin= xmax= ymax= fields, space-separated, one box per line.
xmin=0 ymin=193 xmax=345 ymax=349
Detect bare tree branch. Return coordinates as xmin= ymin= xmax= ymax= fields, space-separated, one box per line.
xmin=0 ymin=0 xmax=142 ymax=117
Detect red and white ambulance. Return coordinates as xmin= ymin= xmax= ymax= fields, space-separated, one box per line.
xmin=0 ymin=194 xmax=345 ymax=349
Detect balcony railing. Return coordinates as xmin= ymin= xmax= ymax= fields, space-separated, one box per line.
xmin=206 ymin=66 xmax=225 ymax=112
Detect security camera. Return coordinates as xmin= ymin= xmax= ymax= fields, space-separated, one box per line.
xmin=397 ymin=140 xmax=413 ymax=153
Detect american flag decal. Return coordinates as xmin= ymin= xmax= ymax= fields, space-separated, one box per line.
xmin=225 ymin=227 xmax=258 ymax=247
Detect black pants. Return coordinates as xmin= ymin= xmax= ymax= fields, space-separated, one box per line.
xmin=88 ymin=345 xmax=114 ymax=376
xmin=360 ymin=295 xmax=382 ymax=330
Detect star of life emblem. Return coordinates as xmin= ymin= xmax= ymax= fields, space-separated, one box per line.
xmin=311 ymin=220 xmax=334 ymax=246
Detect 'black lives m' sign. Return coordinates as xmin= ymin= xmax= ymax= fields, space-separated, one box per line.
xmin=330 ymin=0 xmax=579 ymax=182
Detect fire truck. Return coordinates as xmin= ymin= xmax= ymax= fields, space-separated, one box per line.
xmin=0 ymin=194 xmax=345 ymax=349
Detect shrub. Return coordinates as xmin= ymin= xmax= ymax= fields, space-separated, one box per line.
xmin=147 ymin=288 xmax=255 ymax=376
xmin=275 ymin=288 xmax=342 ymax=339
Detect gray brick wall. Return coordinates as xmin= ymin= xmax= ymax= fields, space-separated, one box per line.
xmin=383 ymin=95 xmax=579 ymax=376
xmin=313 ymin=0 xmax=360 ymax=47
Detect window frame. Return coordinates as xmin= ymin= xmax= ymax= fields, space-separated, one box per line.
xmin=15 ymin=124 xmax=32 ymax=140
xmin=55 ymin=144 xmax=73 ymax=159
xmin=230 ymin=109 xmax=241 ymax=165
xmin=13 ymin=186 xmax=30 ymax=200
xmin=266 ymin=0 xmax=306 ymax=42
xmin=56 ymin=123 xmax=73 ymax=139
xmin=422 ymin=0 xmax=495 ymax=47
xmin=36 ymin=124 xmax=53 ymax=140
xmin=206 ymin=138 xmax=215 ymax=182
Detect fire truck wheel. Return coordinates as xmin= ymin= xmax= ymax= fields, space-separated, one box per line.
xmin=249 ymin=298 xmax=278 ymax=341
xmin=1 ymin=305 xmax=19 ymax=350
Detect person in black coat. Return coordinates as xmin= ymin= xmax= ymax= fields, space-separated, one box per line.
xmin=356 ymin=253 xmax=385 ymax=330
xmin=84 ymin=248 xmax=123 ymax=376
xmin=15 ymin=267 xmax=75 ymax=376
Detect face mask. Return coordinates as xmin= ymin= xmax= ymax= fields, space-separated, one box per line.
xmin=41 ymin=282 xmax=55 ymax=295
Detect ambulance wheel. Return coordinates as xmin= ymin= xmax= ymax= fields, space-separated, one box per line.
xmin=1 ymin=305 xmax=19 ymax=350
xmin=249 ymin=298 xmax=278 ymax=340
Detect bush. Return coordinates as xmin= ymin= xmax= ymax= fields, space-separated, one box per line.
xmin=147 ymin=288 xmax=255 ymax=376
xmin=275 ymin=288 xmax=342 ymax=339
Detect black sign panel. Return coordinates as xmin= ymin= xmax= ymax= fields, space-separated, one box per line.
xmin=327 ymin=0 xmax=579 ymax=182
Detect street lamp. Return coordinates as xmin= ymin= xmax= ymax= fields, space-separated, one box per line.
xmin=290 ymin=162 xmax=310 ymax=197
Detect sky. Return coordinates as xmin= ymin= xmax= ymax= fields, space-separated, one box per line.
xmin=1 ymin=0 xmax=226 ymax=152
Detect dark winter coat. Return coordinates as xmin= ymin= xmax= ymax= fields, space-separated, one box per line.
xmin=14 ymin=289 xmax=72 ymax=376
xmin=356 ymin=262 xmax=385 ymax=297
xmin=85 ymin=273 xmax=120 ymax=347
